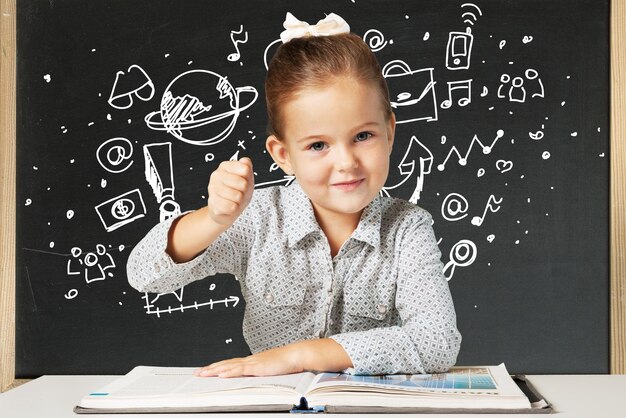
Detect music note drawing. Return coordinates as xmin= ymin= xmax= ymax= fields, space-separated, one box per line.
xmin=228 ymin=25 xmax=248 ymax=62
xmin=441 ymin=79 xmax=472 ymax=109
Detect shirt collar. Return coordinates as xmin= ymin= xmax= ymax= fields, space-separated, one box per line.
xmin=282 ymin=180 xmax=382 ymax=249
xmin=283 ymin=180 xmax=320 ymax=247
xmin=351 ymin=197 xmax=382 ymax=249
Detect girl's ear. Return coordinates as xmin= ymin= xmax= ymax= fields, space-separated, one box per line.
xmin=387 ymin=112 xmax=396 ymax=154
xmin=265 ymin=135 xmax=294 ymax=175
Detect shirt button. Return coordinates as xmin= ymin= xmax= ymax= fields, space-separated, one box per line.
xmin=377 ymin=304 xmax=387 ymax=314
xmin=265 ymin=293 xmax=274 ymax=303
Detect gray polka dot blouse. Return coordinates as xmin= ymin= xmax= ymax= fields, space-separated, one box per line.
xmin=127 ymin=181 xmax=462 ymax=375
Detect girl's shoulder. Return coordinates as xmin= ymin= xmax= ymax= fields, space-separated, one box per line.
xmin=378 ymin=195 xmax=434 ymax=229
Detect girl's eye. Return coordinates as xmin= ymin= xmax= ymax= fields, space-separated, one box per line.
xmin=355 ymin=132 xmax=372 ymax=142
xmin=309 ymin=142 xmax=326 ymax=151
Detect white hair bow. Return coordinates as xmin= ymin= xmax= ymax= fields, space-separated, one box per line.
xmin=280 ymin=12 xmax=350 ymax=43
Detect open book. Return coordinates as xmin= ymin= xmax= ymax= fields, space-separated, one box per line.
xmin=74 ymin=364 xmax=551 ymax=414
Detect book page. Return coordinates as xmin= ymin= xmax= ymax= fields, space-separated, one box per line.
xmin=88 ymin=366 xmax=316 ymax=398
xmin=308 ymin=365 xmax=516 ymax=395
xmin=304 ymin=365 xmax=531 ymax=410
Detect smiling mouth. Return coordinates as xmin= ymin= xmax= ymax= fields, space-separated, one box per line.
xmin=332 ymin=179 xmax=364 ymax=190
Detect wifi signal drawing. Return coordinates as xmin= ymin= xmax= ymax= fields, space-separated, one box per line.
xmin=461 ymin=2 xmax=483 ymax=27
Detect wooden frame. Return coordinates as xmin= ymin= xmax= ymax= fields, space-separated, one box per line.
xmin=1 ymin=0 xmax=625 ymax=392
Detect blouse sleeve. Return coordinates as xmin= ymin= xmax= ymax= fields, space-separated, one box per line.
xmin=329 ymin=209 xmax=462 ymax=375
xmin=126 ymin=204 xmax=257 ymax=295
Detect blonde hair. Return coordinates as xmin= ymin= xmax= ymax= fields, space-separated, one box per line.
xmin=265 ymin=32 xmax=392 ymax=139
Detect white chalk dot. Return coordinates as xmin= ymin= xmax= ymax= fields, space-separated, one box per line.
xmin=70 ymin=159 xmax=75 ymax=163
xmin=570 ymin=132 xmax=578 ymax=137
xmin=405 ymin=15 xmax=409 ymax=19
xmin=118 ymin=302 xmax=123 ymax=306
xmin=88 ymin=122 xmax=94 ymax=127
xmin=165 ymin=53 xmax=170 ymax=58
xmin=561 ymin=101 xmax=566 ymax=106
xmin=118 ymin=245 xmax=125 ymax=252
xmin=515 ymin=240 xmax=520 ymax=245
xmin=25 ymin=198 xmax=32 ymax=206
xmin=598 ymin=127 xmax=601 ymax=132
xmin=49 ymin=241 xmax=55 ymax=248
xmin=66 ymin=210 xmax=74 ymax=219
xmin=107 ymin=114 xmax=112 ymax=120
xmin=92 ymin=48 xmax=96 ymax=52
xmin=43 ymin=74 xmax=51 ymax=83
xmin=188 ymin=60 xmax=193 ymax=65
xmin=33 ymin=166 xmax=38 ymax=170
xmin=566 ymin=75 xmax=570 ymax=79
xmin=542 ymin=151 xmax=551 ymax=159
xmin=127 ymin=119 xmax=132 ymax=124
xmin=423 ymin=32 xmax=430 ymax=41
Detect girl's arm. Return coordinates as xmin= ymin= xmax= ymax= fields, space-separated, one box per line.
xmin=167 ymin=158 xmax=254 ymax=263
xmin=126 ymin=158 xmax=255 ymax=293
xmin=195 ymin=338 xmax=353 ymax=377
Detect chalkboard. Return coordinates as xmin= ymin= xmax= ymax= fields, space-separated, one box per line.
xmin=16 ymin=0 xmax=609 ymax=377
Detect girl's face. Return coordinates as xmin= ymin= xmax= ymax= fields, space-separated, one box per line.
xmin=266 ymin=77 xmax=395 ymax=225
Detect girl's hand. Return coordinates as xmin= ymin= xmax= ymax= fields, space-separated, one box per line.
xmin=194 ymin=344 xmax=303 ymax=378
xmin=194 ymin=339 xmax=353 ymax=378
xmin=206 ymin=157 xmax=254 ymax=228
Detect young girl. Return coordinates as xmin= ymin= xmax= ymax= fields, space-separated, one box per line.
xmin=127 ymin=12 xmax=461 ymax=378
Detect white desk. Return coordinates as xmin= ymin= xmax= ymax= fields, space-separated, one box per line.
xmin=0 ymin=375 xmax=625 ymax=417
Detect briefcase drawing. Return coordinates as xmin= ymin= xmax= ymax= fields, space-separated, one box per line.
xmin=382 ymin=60 xmax=438 ymax=124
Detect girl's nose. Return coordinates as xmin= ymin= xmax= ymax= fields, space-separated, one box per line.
xmin=334 ymin=145 xmax=359 ymax=171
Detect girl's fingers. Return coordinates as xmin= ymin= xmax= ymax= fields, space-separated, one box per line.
xmin=195 ymin=358 xmax=247 ymax=376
